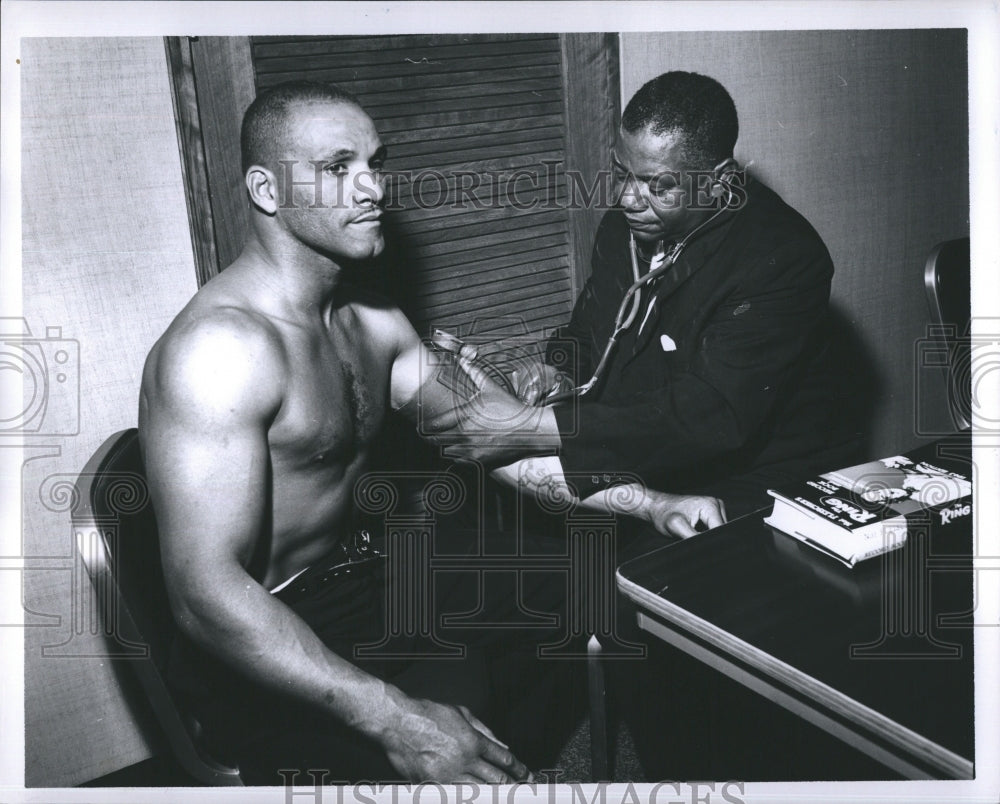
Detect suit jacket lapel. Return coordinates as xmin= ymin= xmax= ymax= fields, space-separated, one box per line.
xmin=629 ymin=204 xmax=742 ymax=356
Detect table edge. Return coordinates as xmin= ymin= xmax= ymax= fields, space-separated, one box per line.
xmin=616 ymin=570 xmax=974 ymax=779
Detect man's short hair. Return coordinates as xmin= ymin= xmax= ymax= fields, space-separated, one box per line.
xmin=621 ymin=71 xmax=738 ymax=170
xmin=240 ymin=80 xmax=362 ymax=173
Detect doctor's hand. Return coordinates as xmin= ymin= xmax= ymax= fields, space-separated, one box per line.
xmin=645 ymin=492 xmax=727 ymax=538
xmin=423 ymin=347 xmax=560 ymax=465
xmin=511 ymin=361 xmax=570 ymax=405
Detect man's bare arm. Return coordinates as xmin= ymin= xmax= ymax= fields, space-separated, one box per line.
xmin=492 ymin=456 xmax=726 ymax=537
xmin=389 ymin=321 xmax=725 ymax=537
xmin=389 ymin=318 xmax=560 ymax=465
xmin=140 ymin=314 xmax=526 ymax=782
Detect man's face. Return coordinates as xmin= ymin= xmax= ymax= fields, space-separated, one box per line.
xmin=275 ymin=100 xmax=387 ymax=262
xmin=611 ymin=125 xmax=705 ymax=244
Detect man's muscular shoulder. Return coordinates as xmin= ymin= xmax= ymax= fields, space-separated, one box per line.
xmin=142 ymin=301 xmax=286 ymax=427
xmin=343 ymin=284 xmax=420 ymax=354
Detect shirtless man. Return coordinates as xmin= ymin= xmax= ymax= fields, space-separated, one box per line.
xmin=139 ymin=81 xmax=724 ymax=784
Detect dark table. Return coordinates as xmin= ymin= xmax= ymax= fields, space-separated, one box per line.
xmin=616 ymin=437 xmax=974 ymax=779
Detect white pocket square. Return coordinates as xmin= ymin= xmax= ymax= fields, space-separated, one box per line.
xmin=660 ymin=334 xmax=677 ymax=352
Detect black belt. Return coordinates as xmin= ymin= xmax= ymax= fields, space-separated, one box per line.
xmin=272 ymin=530 xmax=384 ymax=605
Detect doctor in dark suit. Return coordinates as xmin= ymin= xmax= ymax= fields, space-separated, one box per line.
xmin=520 ymin=71 xmax=860 ymax=525
xmin=513 ymin=70 xmax=866 ymax=779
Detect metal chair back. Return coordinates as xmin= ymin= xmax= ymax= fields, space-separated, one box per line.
xmin=73 ymin=428 xmax=243 ymax=785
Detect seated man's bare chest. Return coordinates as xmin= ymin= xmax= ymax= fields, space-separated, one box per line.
xmin=259 ymin=309 xmax=393 ymax=580
xmin=272 ymin=342 xmax=386 ymax=465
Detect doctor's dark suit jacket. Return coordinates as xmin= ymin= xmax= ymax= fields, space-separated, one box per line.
xmin=548 ymin=179 xmax=862 ymax=516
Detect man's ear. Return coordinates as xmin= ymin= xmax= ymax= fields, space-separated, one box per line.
xmin=709 ymin=158 xmax=740 ymax=198
xmin=246 ymin=165 xmax=278 ymax=214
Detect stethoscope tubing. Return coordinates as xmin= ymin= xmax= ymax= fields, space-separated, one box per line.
xmin=542 ymin=200 xmax=732 ymax=405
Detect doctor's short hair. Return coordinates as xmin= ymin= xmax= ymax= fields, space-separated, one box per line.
xmin=621 ymin=71 xmax=739 ymax=170
xmin=241 ymin=80 xmax=363 ymax=173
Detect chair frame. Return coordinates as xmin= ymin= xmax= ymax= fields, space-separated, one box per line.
xmin=73 ymin=428 xmax=243 ymax=785
xmin=923 ymin=237 xmax=971 ymax=431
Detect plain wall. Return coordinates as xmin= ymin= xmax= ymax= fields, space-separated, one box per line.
xmin=21 ymin=37 xmax=198 ymax=786
xmin=620 ymin=29 xmax=967 ymax=455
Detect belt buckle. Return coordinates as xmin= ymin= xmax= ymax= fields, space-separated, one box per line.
xmin=278 ymin=531 xmax=383 ymax=604
xmin=347 ymin=528 xmax=380 ymax=561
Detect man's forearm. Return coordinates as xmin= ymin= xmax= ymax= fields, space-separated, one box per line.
xmin=173 ymin=568 xmax=531 ymax=781
xmin=490 ymin=454 xmax=655 ymax=523
xmin=173 ymin=568 xmax=408 ymax=741
xmin=490 ymin=447 xmax=726 ymax=538
xmin=414 ymin=358 xmax=723 ymax=534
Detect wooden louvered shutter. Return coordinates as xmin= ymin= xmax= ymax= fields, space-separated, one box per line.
xmin=251 ymin=34 xmax=576 ymax=350
xmin=169 ymin=34 xmax=618 ymax=361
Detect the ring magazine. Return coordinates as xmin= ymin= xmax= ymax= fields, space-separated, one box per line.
xmin=764 ymin=439 xmax=972 ymax=567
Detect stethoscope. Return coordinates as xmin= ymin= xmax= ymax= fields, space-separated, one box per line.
xmin=432 ymin=174 xmax=739 ymax=405
xmin=540 ymin=184 xmax=738 ymax=405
